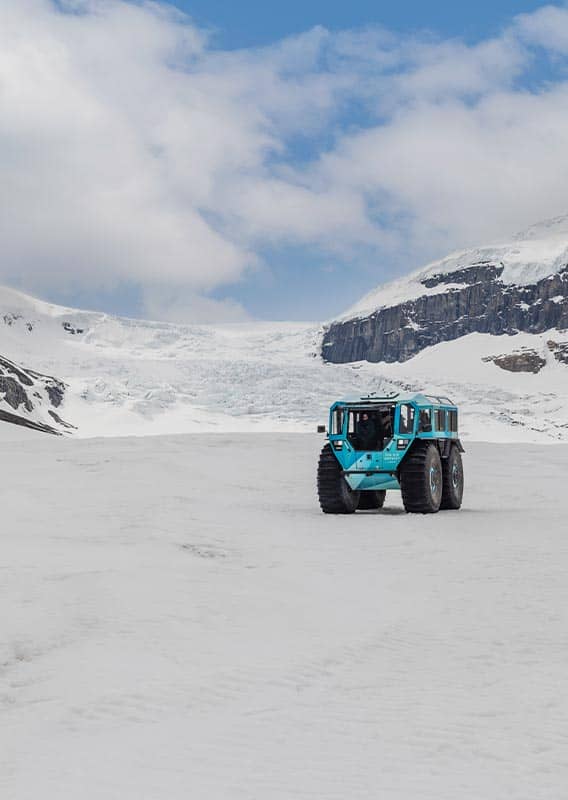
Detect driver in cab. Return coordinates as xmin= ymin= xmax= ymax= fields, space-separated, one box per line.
xmin=356 ymin=412 xmax=377 ymax=451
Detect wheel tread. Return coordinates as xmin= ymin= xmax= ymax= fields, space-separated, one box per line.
xmin=400 ymin=442 xmax=442 ymax=514
xmin=317 ymin=444 xmax=359 ymax=514
xmin=440 ymin=445 xmax=464 ymax=510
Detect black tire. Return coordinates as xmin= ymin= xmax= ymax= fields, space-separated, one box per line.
xmin=317 ymin=444 xmax=360 ymax=514
xmin=400 ymin=443 xmax=443 ymax=514
xmin=440 ymin=446 xmax=464 ymax=510
xmin=357 ymin=490 xmax=386 ymax=510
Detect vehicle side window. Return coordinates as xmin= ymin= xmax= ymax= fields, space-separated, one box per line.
xmin=419 ymin=408 xmax=432 ymax=431
xmin=434 ymin=409 xmax=446 ymax=431
xmin=399 ymin=404 xmax=415 ymax=434
xmin=448 ymin=409 xmax=458 ymax=432
xmin=348 ymin=411 xmax=357 ymax=435
xmin=332 ymin=409 xmax=344 ymax=435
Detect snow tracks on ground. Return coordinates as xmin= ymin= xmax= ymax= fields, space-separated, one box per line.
xmin=1 ymin=434 xmax=567 ymax=799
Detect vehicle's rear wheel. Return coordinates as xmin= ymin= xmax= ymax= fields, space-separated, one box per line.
xmin=440 ymin=446 xmax=464 ymax=509
xmin=317 ymin=444 xmax=360 ymax=514
xmin=357 ymin=490 xmax=386 ymax=510
xmin=400 ymin=443 xmax=443 ymax=513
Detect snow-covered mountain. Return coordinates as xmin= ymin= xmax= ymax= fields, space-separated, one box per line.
xmin=323 ymin=215 xmax=568 ymax=364
xmin=1 ymin=215 xmax=568 ymax=442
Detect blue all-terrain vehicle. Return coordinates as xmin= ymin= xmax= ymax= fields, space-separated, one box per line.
xmin=317 ymin=393 xmax=465 ymax=514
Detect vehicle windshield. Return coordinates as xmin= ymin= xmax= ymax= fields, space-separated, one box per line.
xmin=344 ymin=405 xmax=395 ymax=451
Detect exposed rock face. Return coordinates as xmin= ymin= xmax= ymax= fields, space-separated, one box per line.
xmin=547 ymin=339 xmax=568 ymax=365
xmin=482 ymin=349 xmax=547 ymax=374
xmin=0 ymin=376 xmax=34 ymax=411
xmin=322 ymin=264 xmax=568 ymax=364
xmin=0 ymin=355 xmax=73 ymax=434
xmin=62 ymin=321 xmax=84 ymax=335
xmin=3 ymin=312 xmax=34 ymax=331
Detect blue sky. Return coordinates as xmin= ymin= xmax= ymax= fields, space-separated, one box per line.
xmin=170 ymin=1 xmax=548 ymax=49
xmin=3 ymin=1 xmax=568 ymax=322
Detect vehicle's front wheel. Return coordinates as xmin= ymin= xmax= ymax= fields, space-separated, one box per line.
xmin=400 ymin=443 xmax=443 ymax=513
xmin=317 ymin=444 xmax=360 ymax=514
xmin=357 ymin=490 xmax=386 ymax=510
xmin=440 ymin=446 xmax=464 ymax=509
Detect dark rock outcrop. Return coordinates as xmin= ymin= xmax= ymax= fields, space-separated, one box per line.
xmin=0 ymin=408 xmax=63 ymax=434
xmin=62 ymin=321 xmax=84 ymax=335
xmin=547 ymin=339 xmax=568 ymax=365
xmin=482 ymin=350 xmax=546 ymax=374
xmin=3 ymin=313 xmax=34 ymax=332
xmin=0 ymin=355 xmax=74 ymax=435
xmin=0 ymin=376 xmax=34 ymax=411
xmin=44 ymin=382 xmax=65 ymax=408
xmin=322 ymin=264 xmax=568 ymax=364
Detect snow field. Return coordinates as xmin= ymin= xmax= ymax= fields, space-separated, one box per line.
xmin=1 ymin=432 xmax=568 ymax=799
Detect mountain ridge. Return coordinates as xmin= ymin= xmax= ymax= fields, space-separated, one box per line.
xmin=338 ymin=213 xmax=568 ymax=321
xmin=323 ymin=216 xmax=568 ymax=364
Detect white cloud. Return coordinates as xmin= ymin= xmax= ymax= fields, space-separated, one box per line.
xmin=316 ymin=84 xmax=568 ymax=247
xmin=3 ymin=1 xmax=568 ymax=320
xmin=0 ymin=1 xmax=373 ymax=316
xmin=142 ymin=286 xmax=251 ymax=324
xmin=515 ymin=4 xmax=568 ymax=52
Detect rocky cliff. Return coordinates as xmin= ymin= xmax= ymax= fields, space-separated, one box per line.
xmin=322 ymin=262 xmax=568 ymax=364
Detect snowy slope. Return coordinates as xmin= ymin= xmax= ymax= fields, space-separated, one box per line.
xmin=342 ymin=213 xmax=568 ymax=319
xmin=1 ymin=282 xmax=568 ymax=441
xmin=2 ymin=432 xmax=568 ymax=800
